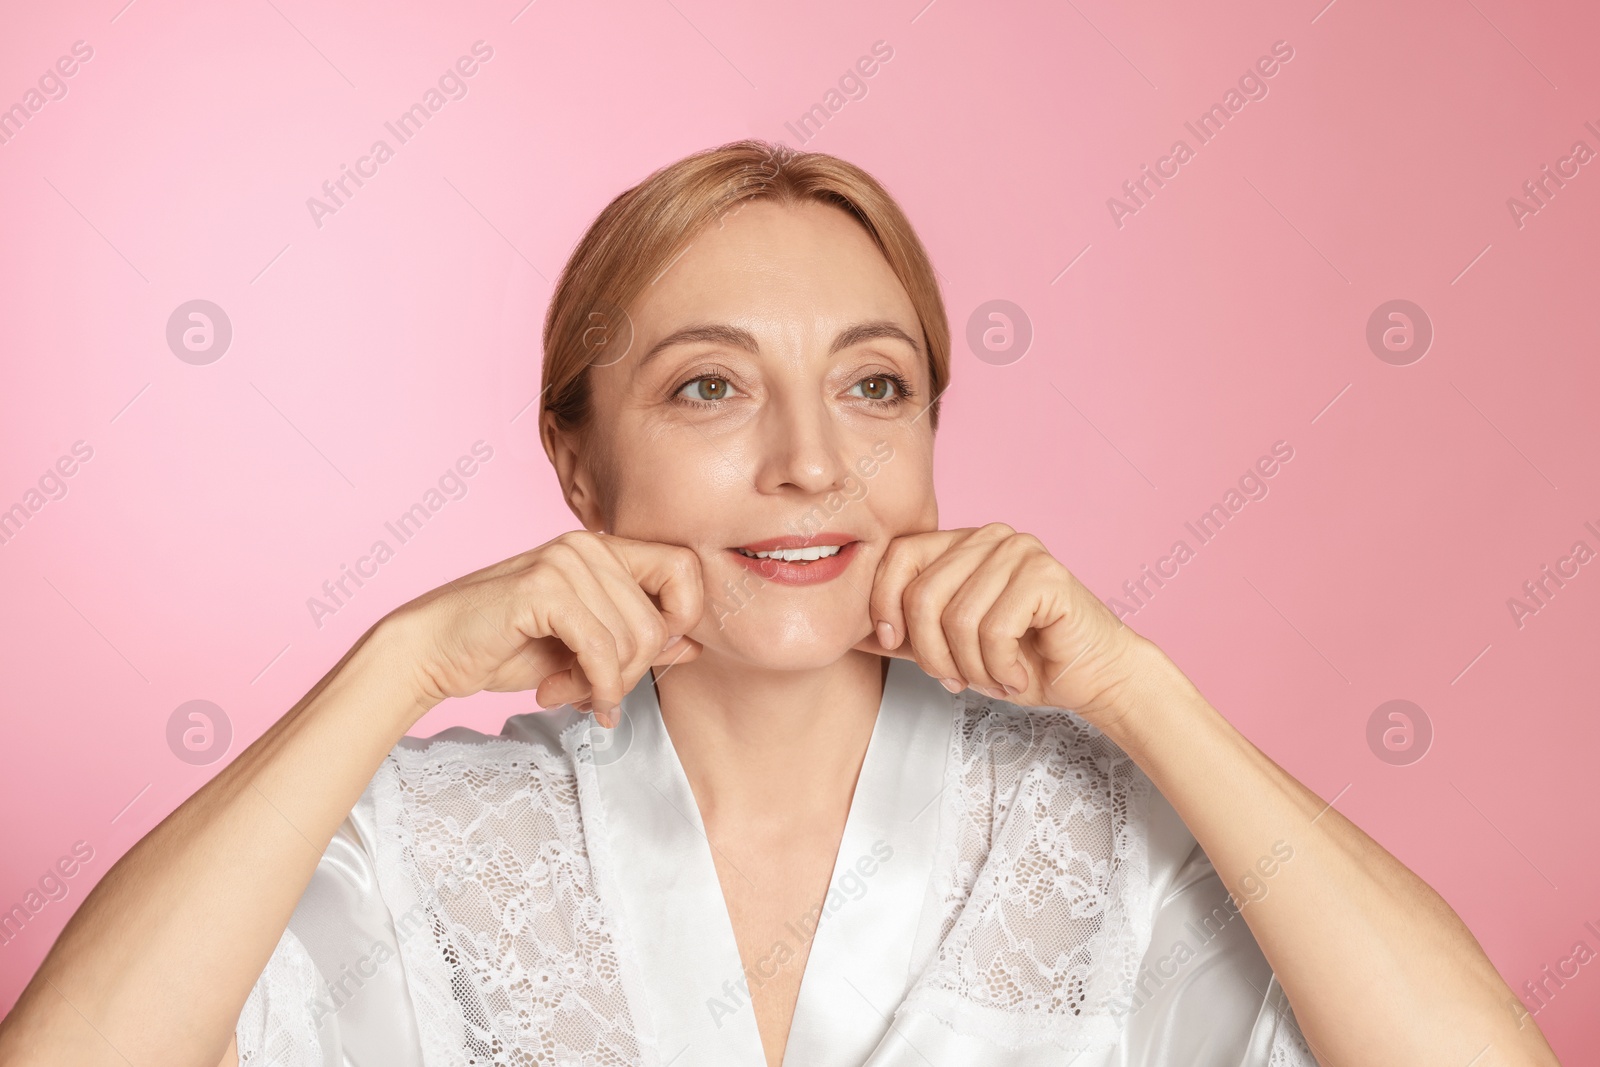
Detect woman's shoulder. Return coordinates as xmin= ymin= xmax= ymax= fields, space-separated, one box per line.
xmin=950 ymin=689 xmax=1149 ymax=802
xmin=355 ymin=705 xmax=598 ymax=876
xmin=381 ymin=704 xmax=592 ymax=789
xmin=394 ymin=703 xmax=585 ymax=750
xmin=947 ymin=688 xmax=1199 ymax=904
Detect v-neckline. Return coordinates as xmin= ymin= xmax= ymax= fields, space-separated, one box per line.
xmin=582 ymin=657 xmax=955 ymax=1067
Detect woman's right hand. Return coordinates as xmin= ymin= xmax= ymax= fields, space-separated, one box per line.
xmin=384 ymin=531 xmax=706 ymax=727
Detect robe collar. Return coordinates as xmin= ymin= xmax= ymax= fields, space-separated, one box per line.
xmin=582 ymin=656 xmax=955 ymax=1066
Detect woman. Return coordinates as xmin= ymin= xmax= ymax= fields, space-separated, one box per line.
xmin=0 ymin=141 xmax=1559 ymax=1067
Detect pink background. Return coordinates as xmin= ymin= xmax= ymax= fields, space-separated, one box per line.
xmin=2 ymin=0 xmax=1597 ymax=1055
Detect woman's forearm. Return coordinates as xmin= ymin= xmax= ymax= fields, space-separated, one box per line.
xmin=1103 ymin=638 xmax=1559 ymax=1067
xmin=0 ymin=620 xmax=433 ymax=1067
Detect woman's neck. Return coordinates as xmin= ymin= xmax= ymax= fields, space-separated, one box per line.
xmin=650 ymin=650 xmax=889 ymax=831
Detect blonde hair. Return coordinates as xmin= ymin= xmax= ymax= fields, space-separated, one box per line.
xmin=540 ymin=139 xmax=951 ymax=436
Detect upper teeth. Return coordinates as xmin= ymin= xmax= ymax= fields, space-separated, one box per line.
xmin=738 ymin=544 xmax=844 ymax=561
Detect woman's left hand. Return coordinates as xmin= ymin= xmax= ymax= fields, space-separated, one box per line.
xmin=850 ymin=523 xmax=1152 ymax=728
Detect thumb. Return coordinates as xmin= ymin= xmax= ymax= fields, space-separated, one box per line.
xmin=650 ymin=633 xmax=704 ymax=666
xmin=852 ymin=627 xmax=917 ymax=661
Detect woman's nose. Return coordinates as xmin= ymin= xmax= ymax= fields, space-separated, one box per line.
xmin=752 ymin=398 xmax=851 ymax=496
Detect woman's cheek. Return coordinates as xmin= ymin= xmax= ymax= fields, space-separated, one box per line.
xmin=868 ymin=471 xmax=939 ymax=537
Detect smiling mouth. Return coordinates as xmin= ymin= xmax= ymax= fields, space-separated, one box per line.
xmin=734 ymin=543 xmax=850 ymax=563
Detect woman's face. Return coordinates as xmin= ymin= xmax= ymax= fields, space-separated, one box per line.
xmin=553 ymin=197 xmax=939 ymax=669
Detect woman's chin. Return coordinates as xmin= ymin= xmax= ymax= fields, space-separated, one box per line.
xmin=695 ymin=622 xmax=872 ymax=673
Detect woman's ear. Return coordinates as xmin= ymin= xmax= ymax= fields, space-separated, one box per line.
xmin=540 ymin=410 xmax=606 ymax=532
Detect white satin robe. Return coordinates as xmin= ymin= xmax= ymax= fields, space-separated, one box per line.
xmin=236 ymin=657 xmax=1318 ymax=1066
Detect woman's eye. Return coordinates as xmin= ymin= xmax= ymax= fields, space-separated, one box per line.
xmin=677 ymin=376 xmax=735 ymax=403
xmin=850 ymin=375 xmax=900 ymax=402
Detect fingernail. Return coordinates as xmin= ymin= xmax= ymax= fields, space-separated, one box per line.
xmin=663 ymin=634 xmax=684 ymax=649
xmin=939 ymin=677 xmax=964 ymax=693
xmin=1001 ymin=683 xmax=1022 ymax=697
xmin=576 ymin=699 xmax=593 ymax=713
xmin=876 ymin=620 xmax=897 ymax=649
xmin=979 ymin=685 xmax=1007 ymax=699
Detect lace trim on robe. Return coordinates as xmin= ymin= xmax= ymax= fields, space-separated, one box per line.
xmin=899 ymin=692 xmax=1154 ymax=1053
xmin=368 ymin=732 xmax=652 ymax=1066
xmin=236 ymin=925 xmax=332 ymax=1067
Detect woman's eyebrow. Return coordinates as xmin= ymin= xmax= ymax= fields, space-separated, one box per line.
xmin=638 ymin=324 xmax=758 ymax=369
xmin=637 ymin=319 xmax=921 ymax=369
xmin=829 ymin=320 xmax=922 ymax=358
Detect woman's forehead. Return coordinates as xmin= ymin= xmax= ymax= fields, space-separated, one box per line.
xmin=628 ymin=199 xmax=918 ymax=343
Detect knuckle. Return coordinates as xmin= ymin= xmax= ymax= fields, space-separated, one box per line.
xmin=513 ymin=562 xmax=556 ymax=598
xmin=578 ymin=628 xmax=617 ymax=656
xmin=976 ymin=615 xmax=1012 ymax=643
xmin=904 ymin=579 xmax=939 ymax=616
xmin=542 ymin=540 xmax=585 ymax=568
xmin=1012 ymin=530 xmax=1045 ymax=552
xmin=562 ymin=530 xmax=608 ymax=559
xmin=942 ymin=600 xmax=983 ymax=633
xmin=641 ymin=614 xmax=670 ymax=648
xmin=496 ymin=547 xmax=542 ymax=575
